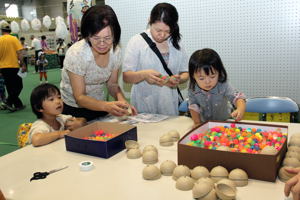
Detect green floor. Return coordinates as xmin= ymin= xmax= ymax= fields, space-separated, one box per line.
xmin=0 ymin=67 xmax=62 ymax=156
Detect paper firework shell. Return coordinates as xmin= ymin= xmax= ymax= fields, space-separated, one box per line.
xmin=21 ymin=19 xmax=30 ymax=31
xmin=43 ymin=15 xmax=52 ymax=29
xmin=31 ymin=18 xmax=41 ymax=31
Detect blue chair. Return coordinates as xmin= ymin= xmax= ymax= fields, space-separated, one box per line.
xmin=246 ymin=97 xmax=299 ymax=113
xmin=246 ymin=97 xmax=299 ymax=122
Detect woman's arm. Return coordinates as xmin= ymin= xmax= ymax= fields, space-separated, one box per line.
xmin=107 ymin=69 xmax=127 ymax=101
xmin=67 ymin=70 xmax=129 ymax=116
xmin=31 ymin=130 xmax=70 ymax=147
xmin=67 ymin=70 xmax=109 ymax=112
xmin=123 ymin=70 xmax=164 ymax=86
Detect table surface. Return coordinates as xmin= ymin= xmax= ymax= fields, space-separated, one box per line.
xmin=0 ymin=117 xmax=298 ymax=200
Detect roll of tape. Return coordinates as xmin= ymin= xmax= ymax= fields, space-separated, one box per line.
xmin=79 ymin=161 xmax=94 ymax=171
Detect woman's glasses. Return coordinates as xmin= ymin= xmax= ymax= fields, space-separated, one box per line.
xmin=90 ymin=36 xmax=113 ymax=44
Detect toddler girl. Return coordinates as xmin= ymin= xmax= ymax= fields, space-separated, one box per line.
xmin=188 ymin=48 xmax=246 ymax=127
xmin=36 ymin=52 xmax=48 ymax=83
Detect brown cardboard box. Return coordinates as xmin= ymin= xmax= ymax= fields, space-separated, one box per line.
xmin=65 ymin=122 xmax=137 ymax=158
xmin=178 ymin=121 xmax=288 ymax=182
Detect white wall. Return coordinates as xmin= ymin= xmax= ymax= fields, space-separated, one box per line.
xmin=106 ymin=0 xmax=300 ymax=104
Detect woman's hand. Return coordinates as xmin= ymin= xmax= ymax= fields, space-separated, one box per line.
xmin=104 ymin=101 xmax=132 ymax=116
xmin=128 ymin=105 xmax=138 ymax=116
xmin=284 ymin=168 xmax=300 ymax=200
xmin=165 ymin=75 xmax=180 ymax=88
xmin=143 ymin=69 xmax=164 ymax=86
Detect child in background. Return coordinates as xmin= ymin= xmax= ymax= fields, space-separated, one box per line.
xmin=188 ymin=48 xmax=246 ymax=127
xmin=36 ymin=52 xmax=48 ymax=84
xmin=28 ymin=83 xmax=86 ymax=147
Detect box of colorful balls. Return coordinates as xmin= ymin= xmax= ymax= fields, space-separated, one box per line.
xmin=178 ymin=121 xmax=288 ymax=182
xmin=65 ymin=122 xmax=137 ymax=158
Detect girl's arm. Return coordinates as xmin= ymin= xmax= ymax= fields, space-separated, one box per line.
xmin=31 ymin=130 xmax=70 ymax=147
xmin=231 ymin=98 xmax=246 ymax=121
xmin=190 ymin=109 xmax=202 ymax=128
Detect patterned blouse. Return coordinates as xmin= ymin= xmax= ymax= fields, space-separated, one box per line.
xmin=60 ymin=39 xmax=121 ymax=108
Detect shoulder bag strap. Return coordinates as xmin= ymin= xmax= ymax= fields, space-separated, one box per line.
xmin=140 ymin=32 xmax=183 ymax=101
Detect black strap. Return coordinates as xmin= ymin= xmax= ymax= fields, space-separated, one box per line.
xmin=140 ymin=32 xmax=183 ymax=101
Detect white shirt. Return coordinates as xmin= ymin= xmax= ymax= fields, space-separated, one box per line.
xmin=56 ymin=42 xmax=66 ymax=56
xmin=122 ymin=29 xmax=188 ymax=115
xmin=60 ymin=39 xmax=121 ymax=107
xmin=27 ymin=114 xmax=72 ymax=144
xmin=31 ymin=38 xmax=42 ymax=51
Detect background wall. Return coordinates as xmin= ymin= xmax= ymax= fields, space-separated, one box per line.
xmin=106 ymin=0 xmax=300 ymax=104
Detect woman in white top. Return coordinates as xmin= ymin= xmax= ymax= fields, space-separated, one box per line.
xmin=60 ymin=5 xmax=136 ymax=121
xmin=123 ymin=3 xmax=189 ymax=116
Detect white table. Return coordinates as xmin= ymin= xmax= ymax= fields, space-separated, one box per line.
xmin=0 ymin=117 xmax=299 ymax=200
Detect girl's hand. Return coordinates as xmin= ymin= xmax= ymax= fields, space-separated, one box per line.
xmin=143 ymin=70 xmax=164 ymax=86
xmin=231 ymin=109 xmax=244 ymax=121
xmin=192 ymin=123 xmax=201 ymax=129
xmin=65 ymin=117 xmax=82 ymax=131
xmin=59 ymin=130 xmax=70 ymax=138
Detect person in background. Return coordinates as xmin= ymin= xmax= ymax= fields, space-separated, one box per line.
xmin=60 ymin=5 xmax=137 ymax=121
xmin=36 ymin=52 xmax=48 ymax=84
xmin=30 ymin=35 xmax=42 ymax=73
xmin=188 ymin=48 xmax=246 ymax=128
xmin=20 ymin=37 xmax=29 ymax=70
xmin=56 ymin=38 xmax=66 ymax=69
xmin=122 ymin=3 xmax=189 ymax=115
xmin=0 ymin=70 xmax=6 ymax=109
xmin=0 ymin=23 xmax=26 ymax=112
xmin=285 ymin=168 xmax=300 ymax=200
xmin=41 ymin=35 xmax=49 ymax=51
xmin=28 ymin=83 xmax=86 ymax=147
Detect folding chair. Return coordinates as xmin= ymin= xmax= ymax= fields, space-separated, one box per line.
xmin=245 ymin=97 xmax=299 ymax=122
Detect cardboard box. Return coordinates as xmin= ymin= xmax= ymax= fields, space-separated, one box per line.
xmin=178 ymin=121 xmax=288 ymax=182
xmin=65 ymin=122 xmax=137 ymax=158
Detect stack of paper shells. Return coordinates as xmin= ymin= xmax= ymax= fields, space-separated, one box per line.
xmin=279 ymin=132 xmax=300 ymax=182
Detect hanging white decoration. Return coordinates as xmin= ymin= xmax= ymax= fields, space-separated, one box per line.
xmin=0 ymin=20 xmax=8 ymax=28
xmin=10 ymin=21 xmax=20 ymax=33
xmin=31 ymin=18 xmax=42 ymax=31
xmin=21 ymin=19 xmax=30 ymax=32
xmin=43 ymin=15 xmax=52 ymax=29
xmin=55 ymin=20 xmax=69 ymax=39
xmin=55 ymin=16 xmax=65 ymax=25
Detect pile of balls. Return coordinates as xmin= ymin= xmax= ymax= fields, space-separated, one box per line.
xmin=186 ymin=123 xmax=287 ymax=154
xmin=82 ymin=129 xmax=114 ymax=141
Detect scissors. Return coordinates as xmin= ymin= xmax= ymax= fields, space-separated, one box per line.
xmin=30 ymin=166 xmax=68 ymax=182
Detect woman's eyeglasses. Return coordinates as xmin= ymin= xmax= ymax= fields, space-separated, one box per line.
xmin=90 ymin=36 xmax=113 ymax=44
